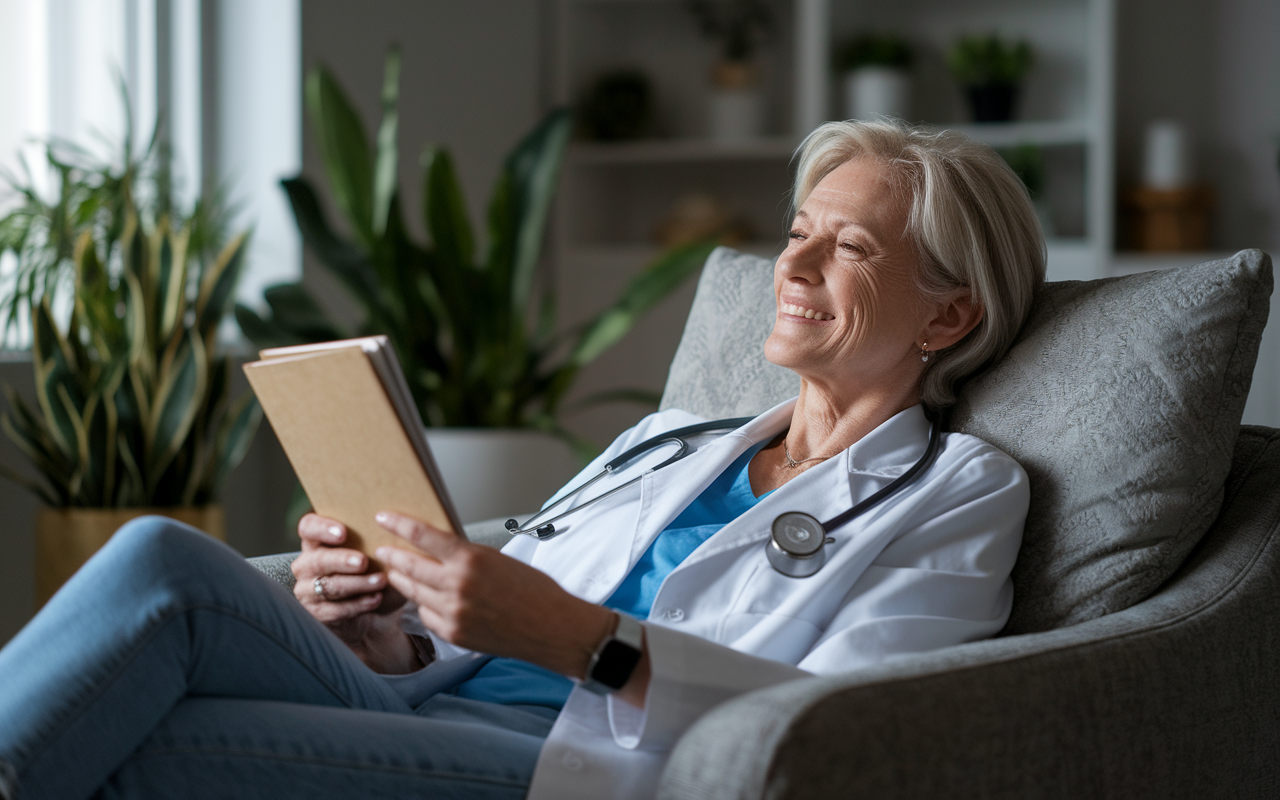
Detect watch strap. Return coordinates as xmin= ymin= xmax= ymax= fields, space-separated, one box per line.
xmin=582 ymin=613 xmax=644 ymax=695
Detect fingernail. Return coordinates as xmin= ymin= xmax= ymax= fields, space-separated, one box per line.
xmin=375 ymin=512 xmax=390 ymax=524
xmin=327 ymin=525 xmax=342 ymax=539
xmin=367 ymin=575 xmax=380 ymax=585
xmin=347 ymin=555 xmax=362 ymax=567
xmin=375 ymin=547 xmax=389 ymax=560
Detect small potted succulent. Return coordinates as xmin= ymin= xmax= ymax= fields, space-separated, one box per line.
xmin=686 ymin=0 xmax=774 ymax=141
xmin=834 ymin=33 xmax=914 ymax=121
xmin=947 ymin=33 xmax=1035 ymax=123
xmin=0 ymin=125 xmax=260 ymax=605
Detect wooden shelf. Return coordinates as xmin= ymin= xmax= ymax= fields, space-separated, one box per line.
xmin=568 ymin=137 xmax=799 ymax=166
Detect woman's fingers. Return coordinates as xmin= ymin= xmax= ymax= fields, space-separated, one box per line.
xmin=314 ymin=572 xmax=387 ymax=601
xmin=375 ymin=511 xmax=462 ymax=559
xmin=308 ymin=591 xmax=384 ymax=624
xmin=376 ymin=545 xmax=449 ymax=591
xmin=298 ymin=513 xmax=347 ymax=548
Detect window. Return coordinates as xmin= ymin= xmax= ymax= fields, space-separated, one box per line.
xmin=0 ymin=0 xmax=301 ymax=348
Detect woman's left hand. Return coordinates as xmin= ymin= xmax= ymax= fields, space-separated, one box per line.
xmin=373 ymin=512 xmax=625 ymax=684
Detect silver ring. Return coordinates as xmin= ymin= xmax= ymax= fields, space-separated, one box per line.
xmin=313 ymin=576 xmax=326 ymax=600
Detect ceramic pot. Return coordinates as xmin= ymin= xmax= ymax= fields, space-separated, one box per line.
xmin=708 ymin=60 xmax=765 ymax=142
xmin=843 ymin=67 xmax=911 ymax=121
xmin=966 ymin=84 xmax=1019 ymax=123
xmin=35 ymin=505 xmax=226 ymax=607
xmin=709 ymin=90 xmax=765 ymax=142
xmin=424 ymin=428 xmax=580 ymax=525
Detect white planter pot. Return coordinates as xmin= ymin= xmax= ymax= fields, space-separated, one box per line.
xmin=424 ymin=428 xmax=581 ymax=524
xmin=709 ymin=89 xmax=766 ymax=142
xmin=843 ymin=67 xmax=911 ymax=121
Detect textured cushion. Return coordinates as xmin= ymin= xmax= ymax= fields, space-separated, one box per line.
xmin=660 ymin=246 xmax=1272 ymax=634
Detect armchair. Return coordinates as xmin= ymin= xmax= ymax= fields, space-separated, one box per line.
xmin=251 ymin=246 xmax=1280 ymax=798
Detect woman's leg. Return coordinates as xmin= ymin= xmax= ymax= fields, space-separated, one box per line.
xmin=95 ymin=696 xmax=552 ymax=800
xmin=0 ymin=517 xmax=411 ymax=800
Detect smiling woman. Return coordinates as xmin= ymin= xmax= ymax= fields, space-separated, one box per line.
xmin=0 ymin=120 xmax=1047 ymax=800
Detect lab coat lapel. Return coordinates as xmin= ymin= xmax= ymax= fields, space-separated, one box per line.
xmin=631 ymin=400 xmax=797 ymax=566
xmin=528 ymin=400 xmax=795 ymax=604
xmin=675 ymin=404 xmax=934 ymax=569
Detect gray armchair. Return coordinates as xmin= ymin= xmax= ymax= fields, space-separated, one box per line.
xmin=252 ymin=247 xmax=1280 ymax=798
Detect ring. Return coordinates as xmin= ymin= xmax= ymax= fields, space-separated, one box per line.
xmin=313 ymin=577 xmax=326 ymax=600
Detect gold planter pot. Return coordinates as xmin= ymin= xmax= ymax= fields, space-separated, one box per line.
xmin=35 ymin=506 xmax=225 ymax=607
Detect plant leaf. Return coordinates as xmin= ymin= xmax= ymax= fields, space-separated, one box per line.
xmin=489 ymin=108 xmax=572 ymax=312
xmin=193 ymin=231 xmax=249 ymax=342
xmin=569 ymin=240 xmax=714 ymax=366
xmin=156 ymin=221 xmax=191 ymax=343
xmin=263 ymin=283 xmax=348 ymax=341
xmin=280 ymin=177 xmax=384 ymax=310
xmin=372 ymin=46 xmax=402 ymax=238
xmin=198 ymin=392 xmax=263 ymax=502
xmin=306 ymin=65 xmax=374 ymax=245
xmin=146 ymin=330 xmax=208 ymax=494
xmin=30 ymin=297 xmax=82 ymax=460
xmin=421 ymin=146 xmax=475 ymax=270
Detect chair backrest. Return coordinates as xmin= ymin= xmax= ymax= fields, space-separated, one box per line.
xmin=661 ymin=246 xmax=1273 ymax=634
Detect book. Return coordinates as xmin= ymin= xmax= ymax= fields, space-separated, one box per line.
xmin=243 ymin=336 xmax=467 ymax=563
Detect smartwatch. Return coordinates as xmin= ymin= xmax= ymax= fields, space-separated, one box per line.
xmin=581 ymin=613 xmax=644 ymax=695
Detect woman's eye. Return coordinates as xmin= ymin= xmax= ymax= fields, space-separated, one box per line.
xmin=787 ymin=230 xmax=805 ymax=240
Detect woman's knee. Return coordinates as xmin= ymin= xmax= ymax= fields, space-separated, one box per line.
xmin=89 ymin=516 xmax=239 ymax=592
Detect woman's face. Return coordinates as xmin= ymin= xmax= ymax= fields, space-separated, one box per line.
xmin=765 ymin=157 xmax=935 ymax=396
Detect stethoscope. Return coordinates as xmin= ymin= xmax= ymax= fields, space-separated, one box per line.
xmin=505 ymin=412 xmax=943 ymax=578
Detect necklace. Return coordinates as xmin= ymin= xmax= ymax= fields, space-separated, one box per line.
xmin=782 ymin=438 xmax=838 ymax=469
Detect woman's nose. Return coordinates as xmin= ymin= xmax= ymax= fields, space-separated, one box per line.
xmin=776 ymin=240 xmax=823 ymax=282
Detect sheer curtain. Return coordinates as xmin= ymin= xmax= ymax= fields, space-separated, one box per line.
xmin=0 ymin=0 xmax=301 ymax=348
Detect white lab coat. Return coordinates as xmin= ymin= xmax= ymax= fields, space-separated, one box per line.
xmin=494 ymin=398 xmax=1029 ymax=800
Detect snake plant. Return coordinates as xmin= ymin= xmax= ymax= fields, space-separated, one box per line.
xmin=0 ymin=133 xmax=261 ymax=508
xmin=235 ymin=47 xmax=713 ymax=438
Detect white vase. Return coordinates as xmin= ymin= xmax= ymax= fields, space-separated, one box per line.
xmin=843 ymin=67 xmax=911 ymax=122
xmin=709 ymin=89 xmax=766 ymax=142
xmin=423 ymin=428 xmax=580 ymax=524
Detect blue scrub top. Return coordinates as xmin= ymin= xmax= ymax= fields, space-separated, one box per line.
xmin=450 ymin=440 xmax=773 ymax=710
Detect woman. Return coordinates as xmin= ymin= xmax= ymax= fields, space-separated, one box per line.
xmin=0 ymin=119 xmax=1044 ymax=800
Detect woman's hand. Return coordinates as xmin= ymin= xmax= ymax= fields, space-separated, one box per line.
xmin=292 ymin=513 xmax=423 ymax=674
xmin=374 ymin=511 xmax=651 ymax=707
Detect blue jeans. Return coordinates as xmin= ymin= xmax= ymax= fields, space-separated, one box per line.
xmin=0 ymin=517 xmax=553 ymax=800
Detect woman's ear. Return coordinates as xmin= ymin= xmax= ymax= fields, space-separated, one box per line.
xmin=922 ymin=289 xmax=983 ymax=350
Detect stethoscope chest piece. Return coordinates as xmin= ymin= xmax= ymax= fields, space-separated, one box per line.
xmin=767 ymin=512 xmax=835 ymax=578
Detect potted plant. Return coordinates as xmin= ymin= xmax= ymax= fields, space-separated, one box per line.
xmin=235 ymin=47 xmax=714 ymax=523
xmin=947 ymin=33 xmax=1034 ymax=123
xmin=686 ymin=0 xmax=774 ymax=141
xmin=834 ymin=33 xmax=914 ymax=122
xmin=0 ymin=127 xmax=260 ymax=605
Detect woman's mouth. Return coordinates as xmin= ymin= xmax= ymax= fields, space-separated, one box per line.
xmin=781 ymin=302 xmax=834 ymax=321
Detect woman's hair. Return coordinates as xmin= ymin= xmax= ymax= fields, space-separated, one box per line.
xmin=792 ymin=119 xmax=1046 ymax=409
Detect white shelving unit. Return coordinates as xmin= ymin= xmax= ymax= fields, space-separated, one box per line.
xmin=550 ymin=0 xmax=1117 ymax=286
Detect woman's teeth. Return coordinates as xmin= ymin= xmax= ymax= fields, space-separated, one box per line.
xmin=782 ymin=303 xmax=833 ymax=321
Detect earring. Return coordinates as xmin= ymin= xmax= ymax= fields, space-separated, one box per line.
xmin=920 ymin=342 xmax=930 ymax=363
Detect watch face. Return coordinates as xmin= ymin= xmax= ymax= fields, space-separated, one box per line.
xmin=592 ymin=640 xmax=643 ymax=690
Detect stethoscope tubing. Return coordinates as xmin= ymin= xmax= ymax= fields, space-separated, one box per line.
xmin=506 ymin=411 xmax=942 ymax=548
xmin=505 ymin=417 xmax=756 ymax=538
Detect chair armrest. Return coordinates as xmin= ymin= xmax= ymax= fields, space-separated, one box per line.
xmin=246 ymin=516 xmax=523 ymax=593
xmin=659 ymin=427 xmax=1280 ymax=799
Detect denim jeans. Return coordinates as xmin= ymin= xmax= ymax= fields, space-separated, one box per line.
xmin=0 ymin=517 xmax=552 ymax=800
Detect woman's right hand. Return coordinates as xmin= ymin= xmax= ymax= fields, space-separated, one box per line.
xmin=292 ymin=513 xmax=421 ymax=673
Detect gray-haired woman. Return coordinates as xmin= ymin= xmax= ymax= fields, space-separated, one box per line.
xmin=0 ymin=119 xmax=1045 ymax=800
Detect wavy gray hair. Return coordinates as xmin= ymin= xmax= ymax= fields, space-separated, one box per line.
xmin=792 ymin=119 xmax=1046 ymax=409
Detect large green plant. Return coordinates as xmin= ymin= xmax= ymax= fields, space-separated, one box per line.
xmin=236 ymin=48 xmax=713 ymax=437
xmin=0 ymin=132 xmax=261 ymax=507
